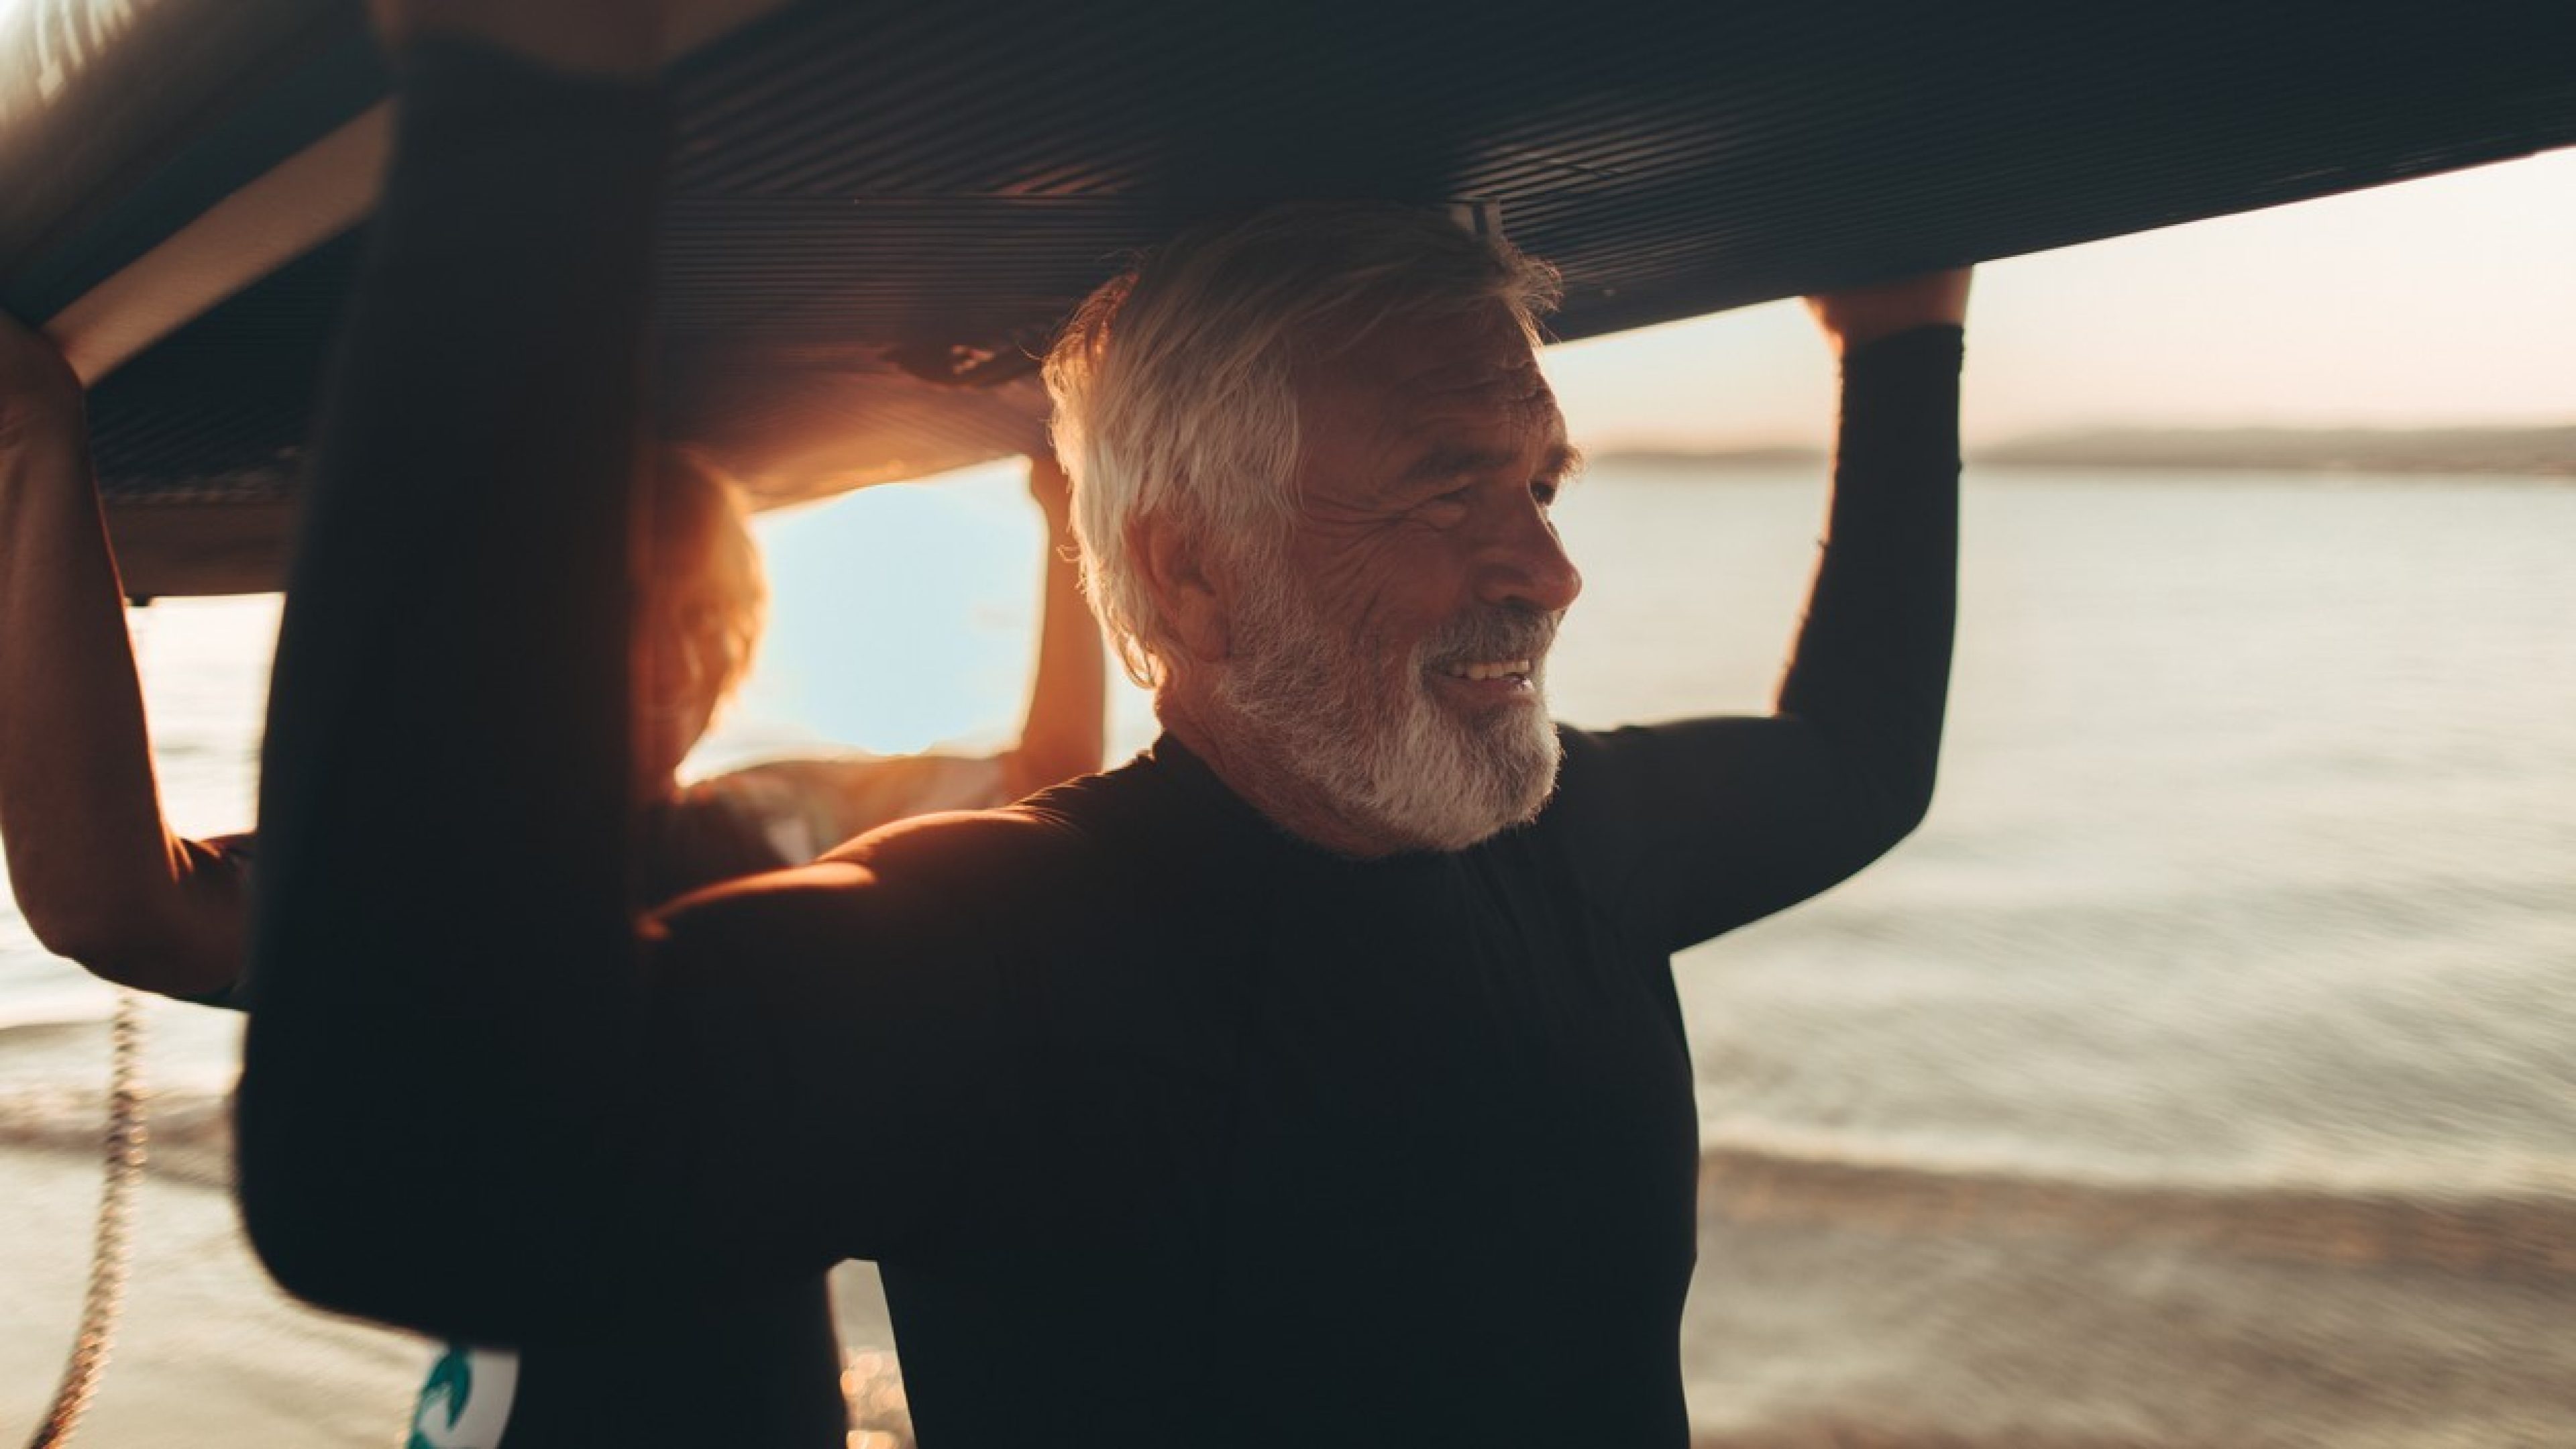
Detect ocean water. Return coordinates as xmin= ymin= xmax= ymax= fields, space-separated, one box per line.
xmin=3 ymin=466 xmax=2572 ymax=1446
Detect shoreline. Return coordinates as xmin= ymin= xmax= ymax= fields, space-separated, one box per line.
xmin=1 ymin=1140 xmax=908 ymax=1448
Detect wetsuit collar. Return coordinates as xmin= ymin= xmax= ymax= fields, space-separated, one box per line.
xmin=1141 ymin=733 xmax=1454 ymax=882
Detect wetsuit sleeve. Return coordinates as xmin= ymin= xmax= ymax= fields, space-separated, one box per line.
xmin=1554 ymin=326 xmax=1962 ymax=954
xmin=235 ymin=41 xmax=985 ymax=1344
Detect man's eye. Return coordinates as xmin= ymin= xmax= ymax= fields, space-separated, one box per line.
xmin=1531 ymin=480 xmax=1560 ymax=507
xmin=1411 ymin=490 xmax=1472 ymax=526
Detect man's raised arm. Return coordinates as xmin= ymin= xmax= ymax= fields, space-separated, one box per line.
xmin=236 ymin=13 xmax=674 ymax=1340
xmin=1558 ymin=270 xmax=1970 ymax=952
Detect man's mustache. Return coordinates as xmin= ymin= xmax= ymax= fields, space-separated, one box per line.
xmin=1424 ymin=608 xmax=1559 ymax=670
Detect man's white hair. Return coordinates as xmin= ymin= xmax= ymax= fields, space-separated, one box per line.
xmin=1044 ymin=202 xmax=1562 ymax=686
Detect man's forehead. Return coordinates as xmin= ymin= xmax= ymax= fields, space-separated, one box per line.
xmin=1316 ymin=308 xmax=1563 ymax=448
xmin=1385 ymin=351 xmax=1554 ymax=412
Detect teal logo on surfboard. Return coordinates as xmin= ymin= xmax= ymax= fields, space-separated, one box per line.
xmin=409 ymin=1343 xmax=516 ymax=1449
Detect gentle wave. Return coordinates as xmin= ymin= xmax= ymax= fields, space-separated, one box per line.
xmin=1687 ymin=1424 xmax=2182 ymax=1449
xmin=0 ymin=1014 xmax=107 ymax=1049
xmin=0 ymin=1083 xmax=234 ymax=1189
xmin=7 ymin=1073 xmax=2573 ymax=1282
xmin=1701 ymin=1136 xmax=2576 ymax=1279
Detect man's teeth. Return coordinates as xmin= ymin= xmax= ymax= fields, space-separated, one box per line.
xmin=1443 ymin=659 xmax=1532 ymax=682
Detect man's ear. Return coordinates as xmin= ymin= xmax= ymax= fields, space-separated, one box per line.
xmin=1132 ymin=513 xmax=1232 ymax=663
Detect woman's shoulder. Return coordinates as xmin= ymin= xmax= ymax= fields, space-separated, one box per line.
xmin=681 ymin=751 xmax=1012 ymax=861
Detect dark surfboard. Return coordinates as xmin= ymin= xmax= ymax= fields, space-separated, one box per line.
xmin=4 ymin=0 xmax=2571 ymax=595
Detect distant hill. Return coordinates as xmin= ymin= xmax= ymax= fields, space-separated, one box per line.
xmin=1976 ymin=425 xmax=2575 ymax=477
xmin=1595 ymin=425 xmax=2575 ymax=478
xmin=1591 ymin=445 xmax=1826 ymax=470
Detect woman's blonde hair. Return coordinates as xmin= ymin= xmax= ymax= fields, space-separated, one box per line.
xmin=645 ymin=447 xmax=767 ymax=707
xmin=1044 ymin=203 xmax=1561 ymax=687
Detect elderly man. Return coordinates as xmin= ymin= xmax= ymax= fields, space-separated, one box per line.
xmin=240 ymin=10 xmax=1966 ymax=1448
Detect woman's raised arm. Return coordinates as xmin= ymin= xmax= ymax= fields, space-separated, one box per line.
xmin=0 ymin=315 xmax=250 ymax=1000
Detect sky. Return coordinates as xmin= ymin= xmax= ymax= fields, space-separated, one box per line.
xmin=1541 ymin=147 xmax=2576 ymax=451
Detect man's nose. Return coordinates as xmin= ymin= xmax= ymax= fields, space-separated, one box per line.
xmin=1474 ymin=498 xmax=1582 ymax=616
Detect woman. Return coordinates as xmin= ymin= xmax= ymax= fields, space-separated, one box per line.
xmin=0 ymin=308 xmax=1102 ymax=1441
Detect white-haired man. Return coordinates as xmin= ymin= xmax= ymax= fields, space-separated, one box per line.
xmin=240 ymin=12 xmax=1968 ymax=1448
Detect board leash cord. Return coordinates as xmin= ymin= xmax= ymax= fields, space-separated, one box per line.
xmin=20 ymin=595 xmax=159 ymax=1448
xmin=21 ymin=989 xmax=147 ymax=1449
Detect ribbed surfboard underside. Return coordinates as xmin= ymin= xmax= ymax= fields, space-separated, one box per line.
xmin=2 ymin=0 xmax=2569 ymax=594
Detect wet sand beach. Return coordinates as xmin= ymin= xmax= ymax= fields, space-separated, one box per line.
xmin=3 ymin=1107 xmax=910 ymax=1447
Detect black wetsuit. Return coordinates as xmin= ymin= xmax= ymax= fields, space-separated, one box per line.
xmin=239 ymin=40 xmax=1960 ymax=1449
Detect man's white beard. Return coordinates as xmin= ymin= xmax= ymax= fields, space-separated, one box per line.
xmin=1215 ymin=561 xmax=1562 ymax=853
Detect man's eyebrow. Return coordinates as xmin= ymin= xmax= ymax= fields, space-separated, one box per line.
xmin=1396 ymin=441 xmax=1587 ymax=487
xmin=1397 ymin=445 xmax=1507 ymax=486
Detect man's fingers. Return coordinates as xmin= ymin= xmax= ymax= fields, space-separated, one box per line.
xmin=370 ymin=0 xmax=668 ymax=76
xmin=1806 ymin=267 xmax=1974 ymax=354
